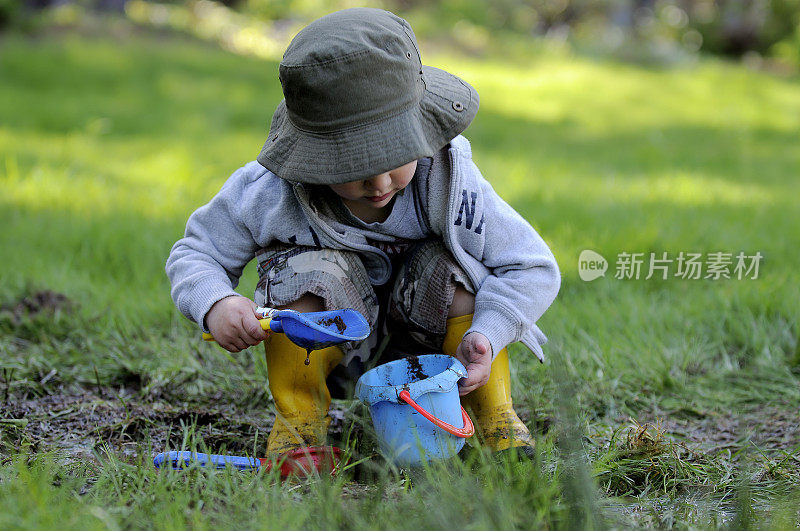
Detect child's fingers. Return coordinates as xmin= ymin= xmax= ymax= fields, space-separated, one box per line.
xmin=220 ymin=336 xmax=248 ymax=352
xmin=248 ymin=300 xmax=264 ymax=317
xmin=455 ymin=338 xmax=491 ymax=395
xmin=239 ymin=315 xmax=267 ymax=346
xmin=458 ymin=378 xmax=478 ymax=395
xmin=459 ymin=384 xmax=478 ymax=396
xmin=465 ymin=334 xmax=490 ymax=357
xmin=458 ymin=373 xmax=486 ymax=395
xmin=218 ymin=319 xmax=261 ymax=351
xmin=458 ymin=364 xmax=490 ymax=395
xmin=452 ymin=346 xmax=469 ymax=373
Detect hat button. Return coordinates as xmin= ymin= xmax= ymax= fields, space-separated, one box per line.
xmin=452 ymin=101 xmax=464 ymax=112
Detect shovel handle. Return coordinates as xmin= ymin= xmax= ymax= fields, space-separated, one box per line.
xmin=398 ymin=389 xmax=474 ymax=438
xmin=153 ymin=451 xmax=261 ymax=470
xmin=202 ymin=318 xmax=272 ymax=342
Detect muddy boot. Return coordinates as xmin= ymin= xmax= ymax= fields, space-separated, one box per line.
xmin=264 ymin=332 xmax=343 ymax=456
xmin=443 ymin=314 xmax=535 ymax=456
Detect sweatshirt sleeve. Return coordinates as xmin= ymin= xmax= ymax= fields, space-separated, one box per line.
xmin=464 ymin=166 xmax=561 ymax=358
xmin=165 ymin=165 xmax=268 ymax=331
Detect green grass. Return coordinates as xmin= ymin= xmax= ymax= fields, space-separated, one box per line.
xmin=1 ymin=18 xmax=799 ymax=528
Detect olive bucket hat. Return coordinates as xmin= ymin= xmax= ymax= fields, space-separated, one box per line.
xmin=256 ymin=8 xmax=479 ymax=184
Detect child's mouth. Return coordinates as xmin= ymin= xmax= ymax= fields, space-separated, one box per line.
xmin=368 ymin=192 xmax=392 ymax=203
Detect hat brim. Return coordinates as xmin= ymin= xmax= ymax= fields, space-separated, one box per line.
xmin=256 ymin=65 xmax=478 ymax=184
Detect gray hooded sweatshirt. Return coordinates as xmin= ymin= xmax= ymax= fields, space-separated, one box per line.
xmin=166 ymin=135 xmax=560 ymax=360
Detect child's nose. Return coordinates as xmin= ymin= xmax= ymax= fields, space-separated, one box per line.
xmin=366 ymin=173 xmax=392 ymax=191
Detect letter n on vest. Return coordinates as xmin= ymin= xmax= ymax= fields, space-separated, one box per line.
xmin=454 ymin=189 xmax=484 ymax=234
xmin=455 ymin=190 xmax=476 ymax=229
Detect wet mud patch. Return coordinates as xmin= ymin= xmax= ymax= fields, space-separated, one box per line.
xmin=587 ymin=406 xmax=800 ymax=498
xmin=643 ymin=405 xmax=800 ymax=455
xmin=0 ymin=388 xmax=275 ymax=460
xmin=0 ymin=387 xmax=354 ymax=462
xmin=405 ymin=355 xmax=426 ymax=382
xmin=0 ymin=289 xmax=75 ymax=341
xmin=1 ymin=290 xmax=74 ymax=321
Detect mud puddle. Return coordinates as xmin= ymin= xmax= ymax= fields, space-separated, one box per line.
xmin=0 ymin=387 xmax=359 ymax=462
xmin=642 ymin=405 xmax=800 ymax=455
xmin=0 ymin=388 xmax=275 ymax=460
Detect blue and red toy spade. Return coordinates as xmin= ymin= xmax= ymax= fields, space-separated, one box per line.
xmin=154 ymin=446 xmax=344 ymax=478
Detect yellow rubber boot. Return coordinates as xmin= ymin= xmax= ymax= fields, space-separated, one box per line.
xmin=264 ymin=332 xmax=343 ymax=456
xmin=443 ymin=314 xmax=535 ymax=453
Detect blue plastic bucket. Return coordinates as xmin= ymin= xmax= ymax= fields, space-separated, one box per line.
xmin=355 ymin=354 xmax=474 ymax=466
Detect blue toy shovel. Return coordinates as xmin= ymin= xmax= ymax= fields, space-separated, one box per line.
xmin=164 ymin=307 xmax=366 ymax=476
xmin=153 ymin=446 xmax=345 ymax=478
xmin=202 ymin=306 xmax=370 ymax=354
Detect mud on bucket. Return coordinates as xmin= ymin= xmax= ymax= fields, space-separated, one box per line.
xmin=355 ymin=354 xmax=474 ymax=466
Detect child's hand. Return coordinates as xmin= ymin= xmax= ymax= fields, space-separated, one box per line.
xmin=453 ymin=332 xmax=492 ymax=396
xmin=205 ymin=296 xmax=269 ymax=352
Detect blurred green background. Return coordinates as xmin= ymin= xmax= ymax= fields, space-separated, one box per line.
xmin=5 ymin=0 xmax=800 ymax=66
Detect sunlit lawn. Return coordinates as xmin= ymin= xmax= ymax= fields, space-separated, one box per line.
xmin=1 ymin=23 xmax=799 ymax=527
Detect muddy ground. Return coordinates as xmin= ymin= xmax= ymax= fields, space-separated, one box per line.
xmin=1 ymin=291 xmax=798 ymax=497
xmin=0 ymin=388 xmax=280 ymax=461
xmin=655 ymin=407 xmax=800 ymax=456
xmin=2 ymin=386 xmax=799 ymax=466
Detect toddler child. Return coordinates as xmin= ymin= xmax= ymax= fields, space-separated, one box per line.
xmin=166 ymin=8 xmax=560 ymax=458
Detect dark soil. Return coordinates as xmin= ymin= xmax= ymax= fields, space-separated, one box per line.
xmin=2 ymin=380 xmax=796 ymax=475
xmin=317 ymin=316 xmax=346 ymax=333
xmin=405 ymin=355 xmax=426 ymax=382
xmin=652 ymin=405 xmax=800 ymax=454
xmin=1 ymin=290 xmax=73 ymax=322
xmin=0 ymin=387 xmax=361 ymax=463
xmin=0 ymin=388 xmax=278 ymax=461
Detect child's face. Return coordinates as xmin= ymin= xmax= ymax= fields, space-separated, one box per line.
xmin=328 ymin=160 xmax=417 ymax=210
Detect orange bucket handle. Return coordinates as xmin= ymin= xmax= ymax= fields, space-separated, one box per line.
xmin=398 ymin=389 xmax=474 ymax=438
